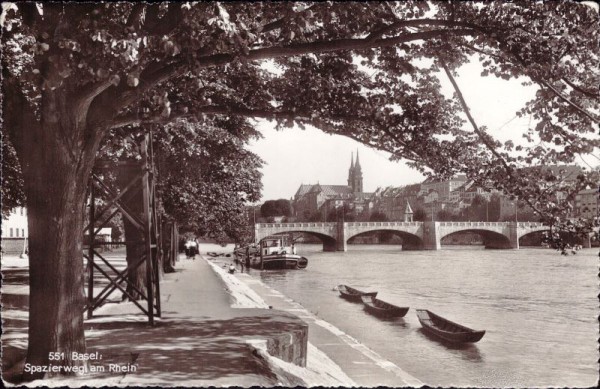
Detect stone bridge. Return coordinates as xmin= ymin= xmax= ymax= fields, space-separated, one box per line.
xmin=255 ymin=221 xmax=553 ymax=251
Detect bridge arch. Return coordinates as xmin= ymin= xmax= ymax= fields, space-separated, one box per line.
xmin=255 ymin=221 xmax=549 ymax=251
xmin=517 ymin=226 xmax=550 ymax=240
xmin=346 ymin=229 xmax=424 ymax=250
xmin=440 ymin=229 xmax=512 ymax=249
xmin=255 ymin=223 xmax=340 ymax=251
xmin=258 ymin=230 xmax=338 ymax=252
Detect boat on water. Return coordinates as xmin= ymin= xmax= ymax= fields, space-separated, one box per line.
xmin=337 ymin=284 xmax=377 ymax=302
xmin=416 ymin=309 xmax=486 ymax=343
xmin=248 ymin=235 xmax=308 ymax=270
xmin=360 ymin=295 xmax=409 ymax=318
xmin=233 ymin=244 xmax=259 ymax=260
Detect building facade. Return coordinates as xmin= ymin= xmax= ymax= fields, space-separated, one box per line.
xmin=293 ymin=151 xmax=373 ymax=220
xmin=1 ymin=207 xmax=29 ymax=254
xmin=574 ymin=189 xmax=598 ymax=219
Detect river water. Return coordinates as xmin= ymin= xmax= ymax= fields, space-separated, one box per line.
xmin=245 ymin=244 xmax=597 ymax=387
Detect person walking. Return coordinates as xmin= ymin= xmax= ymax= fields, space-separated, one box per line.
xmin=189 ymin=239 xmax=198 ymax=260
xmin=184 ymin=240 xmax=192 ymax=258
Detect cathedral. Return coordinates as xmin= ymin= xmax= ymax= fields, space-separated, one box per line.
xmin=347 ymin=151 xmax=363 ymax=193
xmin=292 ymin=151 xmax=374 ymax=220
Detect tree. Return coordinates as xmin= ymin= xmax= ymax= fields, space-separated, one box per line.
xmin=488 ymin=194 xmax=501 ymax=222
xmin=0 ymin=135 xmax=25 ymax=218
xmin=369 ymin=211 xmax=389 ymax=221
xmin=308 ymin=211 xmax=324 ymax=222
xmin=326 ymin=203 xmax=355 ymax=222
xmin=260 ymin=199 xmax=291 ymax=218
xmin=437 ymin=209 xmax=454 ymax=221
xmin=413 ymin=209 xmax=427 ymax=222
xmin=2 ymin=2 xmax=598 ymax=379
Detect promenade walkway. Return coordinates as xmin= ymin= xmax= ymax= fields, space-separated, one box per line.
xmin=3 ymin=251 xmax=422 ymax=387
xmin=2 ymin=255 xmax=308 ymax=387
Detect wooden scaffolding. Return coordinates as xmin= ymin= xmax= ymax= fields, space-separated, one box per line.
xmin=83 ymin=132 xmax=161 ymax=325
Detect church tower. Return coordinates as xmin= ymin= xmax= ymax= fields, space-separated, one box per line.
xmin=347 ymin=152 xmax=354 ymax=188
xmin=347 ymin=150 xmax=363 ymax=193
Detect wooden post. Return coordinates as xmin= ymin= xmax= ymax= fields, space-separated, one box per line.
xmin=87 ymin=179 xmax=95 ymax=319
xmin=141 ymin=136 xmax=155 ymax=326
xmin=260 ymin=240 xmax=264 ymax=270
xmin=83 ymin=135 xmax=162 ymax=324
xmin=150 ymin=133 xmax=161 ymax=317
xmin=154 ymin=208 xmax=162 ymax=317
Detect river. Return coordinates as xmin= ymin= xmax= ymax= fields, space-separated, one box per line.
xmin=243 ymin=244 xmax=597 ymax=387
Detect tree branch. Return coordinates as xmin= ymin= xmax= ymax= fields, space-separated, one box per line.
xmin=366 ymin=18 xmax=486 ymax=43
xmin=109 ymin=104 xmax=426 ymax=164
xmin=535 ymin=79 xmax=599 ymax=124
xmin=142 ymin=4 xmax=183 ymax=36
xmin=438 ymin=55 xmax=548 ymax=218
xmin=561 ymin=77 xmax=600 ymax=99
xmin=260 ymin=4 xmax=318 ymax=34
xmin=478 ymin=32 xmax=600 ymax=124
xmin=91 ymin=27 xmax=478 ymax=131
xmin=75 ymin=78 xmax=116 ymax=115
xmin=126 ymin=3 xmax=145 ymax=28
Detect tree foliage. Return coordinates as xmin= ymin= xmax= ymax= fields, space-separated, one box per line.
xmin=1 ymin=131 xmax=25 ymax=218
xmin=2 ymin=1 xmax=599 ymax=379
xmin=260 ymin=199 xmax=291 ymax=218
xmin=413 ymin=208 xmax=427 ymax=222
xmin=369 ymin=211 xmax=389 ymax=222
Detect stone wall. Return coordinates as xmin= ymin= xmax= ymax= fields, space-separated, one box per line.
xmin=265 ymin=316 xmax=309 ymax=367
xmin=1 ymin=238 xmax=26 ymax=254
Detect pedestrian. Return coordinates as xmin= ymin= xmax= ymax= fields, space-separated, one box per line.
xmin=189 ymin=239 xmax=198 ymax=260
xmin=184 ymin=240 xmax=192 ymax=258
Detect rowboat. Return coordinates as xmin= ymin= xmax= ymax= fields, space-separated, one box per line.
xmin=416 ymin=309 xmax=485 ymax=343
xmin=337 ymin=285 xmax=377 ymax=302
xmin=360 ymin=295 xmax=409 ymax=318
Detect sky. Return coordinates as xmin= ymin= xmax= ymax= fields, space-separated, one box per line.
xmin=247 ymin=58 xmax=590 ymax=202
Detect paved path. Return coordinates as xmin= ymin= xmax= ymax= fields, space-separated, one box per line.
xmin=234 ymin=271 xmax=424 ymax=387
xmin=2 ymin=255 xmax=307 ymax=387
xmin=86 ymin=256 xmax=308 ymax=387
xmin=3 ymin=252 xmax=421 ymax=387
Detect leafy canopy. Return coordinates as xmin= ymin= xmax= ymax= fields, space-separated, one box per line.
xmin=2 ymin=2 xmax=599 ymax=228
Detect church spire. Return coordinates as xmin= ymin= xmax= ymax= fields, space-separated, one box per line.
xmin=349 ymin=148 xmax=363 ymax=193
xmin=348 ymin=151 xmax=354 ymax=187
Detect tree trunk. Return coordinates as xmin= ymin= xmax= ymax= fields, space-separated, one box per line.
xmin=116 ymin=166 xmax=147 ymax=300
xmin=22 ymin=124 xmax=91 ymax=380
xmin=162 ymin=222 xmax=176 ymax=273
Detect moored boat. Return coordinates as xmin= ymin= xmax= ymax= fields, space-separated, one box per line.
xmin=337 ymin=284 xmax=377 ymax=302
xmin=416 ymin=309 xmax=486 ymax=343
xmin=360 ymin=295 xmax=409 ymax=318
xmin=253 ymin=235 xmax=308 ymax=270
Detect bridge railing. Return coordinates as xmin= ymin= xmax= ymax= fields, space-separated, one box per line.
xmin=258 ymin=221 xmax=547 ymax=229
xmin=346 ymin=221 xmax=421 ymax=227
xmin=516 ymin=222 xmax=546 ymax=228
xmin=437 ymin=221 xmax=547 ymax=228
xmin=438 ymin=221 xmax=507 ymax=227
xmin=257 ymin=222 xmax=334 ymax=228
